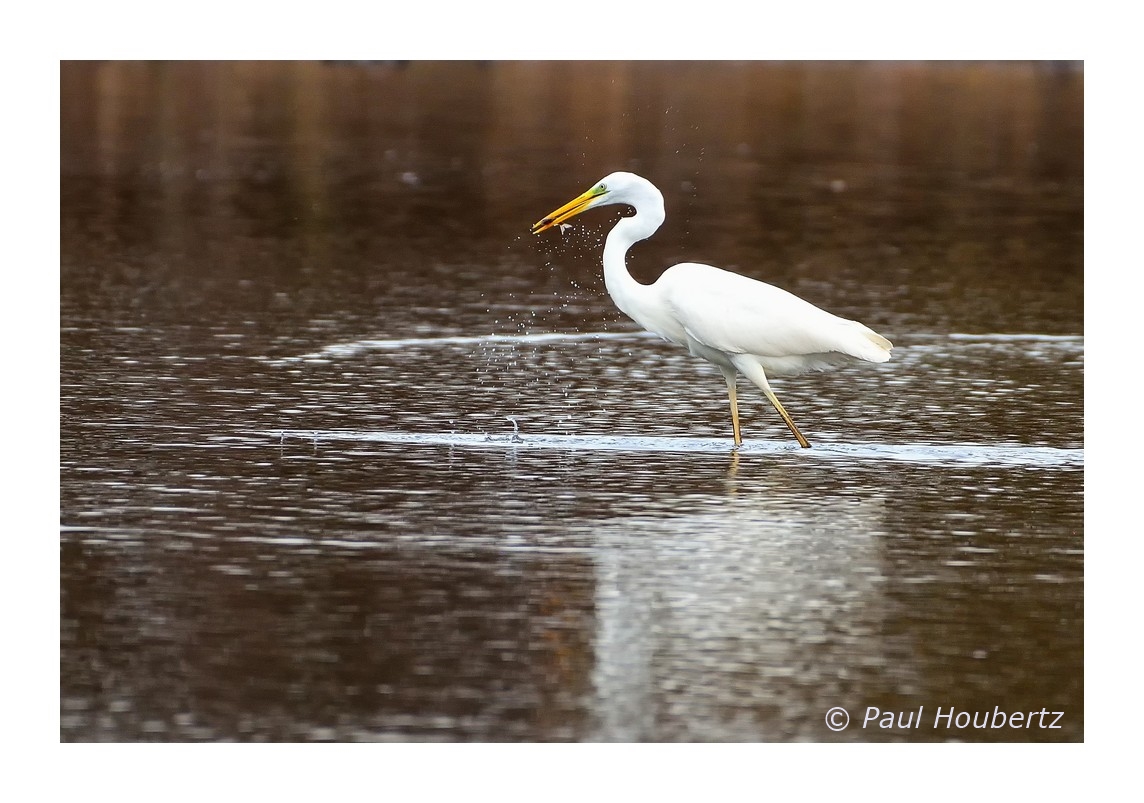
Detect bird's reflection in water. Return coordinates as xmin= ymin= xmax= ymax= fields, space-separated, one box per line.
xmin=585 ymin=475 xmax=897 ymax=741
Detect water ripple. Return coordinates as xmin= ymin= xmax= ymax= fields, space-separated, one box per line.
xmin=276 ymin=329 xmax=658 ymax=364
xmin=265 ymin=428 xmax=1082 ymax=468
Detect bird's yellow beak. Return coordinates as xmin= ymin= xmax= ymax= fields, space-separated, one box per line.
xmin=531 ymin=185 xmax=607 ymax=234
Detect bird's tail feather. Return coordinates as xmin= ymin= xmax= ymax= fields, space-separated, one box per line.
xmin=850 ymin=322 xmax=893 ymax=363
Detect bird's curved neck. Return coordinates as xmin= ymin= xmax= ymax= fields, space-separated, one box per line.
xmin=602 ymin=199 xmax=665 ymax=324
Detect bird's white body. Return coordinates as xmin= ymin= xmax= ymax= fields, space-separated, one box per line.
xmin=533 ymin=171 xmax=891 ymax=448
xmin=610 ymin=260 xmax=891 ymax=377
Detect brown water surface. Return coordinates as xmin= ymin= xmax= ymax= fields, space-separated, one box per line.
xmin=60 ymin=61 xmax=1083 ymax=742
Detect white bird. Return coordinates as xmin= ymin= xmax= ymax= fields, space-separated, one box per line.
xmin=531 ymin=171 xmax=892 ymax=448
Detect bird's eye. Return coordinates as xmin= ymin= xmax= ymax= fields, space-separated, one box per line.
xmin=598 ymin=184 xmax=607 ymax=192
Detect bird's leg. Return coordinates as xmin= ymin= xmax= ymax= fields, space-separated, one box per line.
xmin=730 ymin=355 xmax=812 ymax=449
xmin=721 ymin=367 xmax=743 ymax=448
xmin=763 ymin=388 xmax=811 ymax=449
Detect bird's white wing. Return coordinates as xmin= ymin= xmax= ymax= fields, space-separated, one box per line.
xmin=657 ymin=263 xmax=890 ymax=374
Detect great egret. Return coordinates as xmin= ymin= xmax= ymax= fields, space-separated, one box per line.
xmin=531 ymin=172 xmax=892 ymax=448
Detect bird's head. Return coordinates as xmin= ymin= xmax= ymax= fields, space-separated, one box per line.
xmin=531 ymin=172 xmax=651 ymax=234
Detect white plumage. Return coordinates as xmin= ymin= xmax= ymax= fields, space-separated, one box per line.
xmin=532 ymin=171 xmax=892 ymax=448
